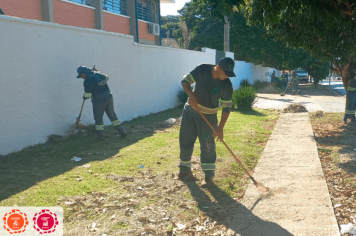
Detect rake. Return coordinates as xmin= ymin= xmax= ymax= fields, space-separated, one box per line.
xmin=196 ymin=108 xmax=269 ymax=192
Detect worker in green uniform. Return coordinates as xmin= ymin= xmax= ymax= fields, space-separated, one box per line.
xmin=177 ymin=57 xmax=235 ymax=187
xmin=290 ymin=70 xmax=301 ymax=95
xmin=344 ymin=63 xmax=356 ymax=123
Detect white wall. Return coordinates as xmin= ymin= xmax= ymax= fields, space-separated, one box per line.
xmin=231 ymin=61 xmax=277 ymax=90
xmin=0 ymin=16 xmax=215 ymax=155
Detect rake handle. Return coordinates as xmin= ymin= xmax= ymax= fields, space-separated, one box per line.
xmin=196 ymin=108 xmax=256 ymax=184
xmin=76 ymin=99 xmax=86 ymax=124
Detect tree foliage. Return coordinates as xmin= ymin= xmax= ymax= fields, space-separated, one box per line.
xmin=192 ymin=0 xmax=356 ymax=88
xmin=177 ymin=1 xmax=329 ymax=83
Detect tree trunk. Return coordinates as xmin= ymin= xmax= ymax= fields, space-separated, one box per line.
xmin=314 ymin=79 xmax=318 ymax=89
xmin=341 ymin=66 xmax=350 ymax=91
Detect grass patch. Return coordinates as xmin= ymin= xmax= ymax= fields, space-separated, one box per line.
xmin=1 ymin=107 xmax=279 ymax=235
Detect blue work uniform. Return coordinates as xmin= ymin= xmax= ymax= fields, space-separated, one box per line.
xmin=82 ymin=71 xmax=121 ymax=131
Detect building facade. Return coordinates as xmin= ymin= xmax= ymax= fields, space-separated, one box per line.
xmin=0 ymin=0 xmax=174 ymax=45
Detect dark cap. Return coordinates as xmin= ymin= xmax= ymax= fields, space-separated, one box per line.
xmin=218 ymin=57 xmax=236 ymax=77
xmin=76 ymin=66 xmax=94 ymax=78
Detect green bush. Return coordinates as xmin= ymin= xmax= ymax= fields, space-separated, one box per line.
xmin=177 ymin=88 xmax=189 ymax=104
xmin=240 ymin=79 xmax=252 ymax=88
xmin=232 ymin=86 xmax=257 ymax=110
xmin=253 ymin=81 xmax=269 ymax=90
xmin=275 ymin=79 xmax=283 ymax=89
xmin=177 ymin=85 xmax=195 ymax=104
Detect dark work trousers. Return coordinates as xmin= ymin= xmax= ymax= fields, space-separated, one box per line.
xmin=345 ymin=90 xmax=356 ymax=121
xmin=179 ymin=106 xmax=218 ymax=179
xmin=292 ymin=79 xmax=300 ymax=94
xmin=281 ymin=79 xmax=288 ymax=91
xmin=92 ymin=95 xmax=121 ymax=131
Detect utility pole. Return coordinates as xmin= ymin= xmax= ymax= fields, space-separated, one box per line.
xmin=224 ymin=15 xmax=230 ymax=52
xmin=329 ymin=61 xmax=331 ymax=95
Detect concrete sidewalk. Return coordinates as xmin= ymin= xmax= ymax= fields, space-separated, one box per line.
xmin=227 ymin=113 xmax=340 ymax=236
xmin=253 ymin=93 xmax=345 ymax=112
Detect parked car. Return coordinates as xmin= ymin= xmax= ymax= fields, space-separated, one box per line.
xmin=336 ymin=76 xmax=342 ymax=80
xmin=295 ymin=68 xmax=309 ymax=83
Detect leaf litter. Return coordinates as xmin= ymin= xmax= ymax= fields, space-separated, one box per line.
xmin=57 ymin=155 xmax=240 ymax=235
xmin=311 ymin=113 xmax=356 ymax=235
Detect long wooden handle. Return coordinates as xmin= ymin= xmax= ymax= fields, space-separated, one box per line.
xmin=196 ymin=108 xmax=255 ymax=182
xmin=76 ymin=100 xmax=86 ymax=123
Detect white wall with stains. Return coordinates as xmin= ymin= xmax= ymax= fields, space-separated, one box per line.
xmin=0 ymin=15 xmax=215 ymax=155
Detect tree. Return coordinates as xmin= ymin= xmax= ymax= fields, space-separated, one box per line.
xmin=160 ymin=15 xmax=180 ymax=40
xmin=179 ymin=21 xmax=192 ymax=49
xmin=178 ymin=1 xmax=328 ymax=86
xmin=192 ymin=0 xmax=356 ymax=90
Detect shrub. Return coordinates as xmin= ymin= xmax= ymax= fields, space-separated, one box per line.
xmin=240 ymin=79 xmax=252 ymax=88
xmin=253 ymin=81 xmax=269 ymax=90
xmin=232 ymin=86 xmax=257 ymax=110
xmin=177 ymin=89 xmax=189 ymax=104
xmin=177 ymin=85 xmax=195 ymax=104
xmin=275 ymin=79 xmax=283 ymax=89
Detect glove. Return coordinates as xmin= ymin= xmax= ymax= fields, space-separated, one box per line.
xmin=288 ymin=82 xmax=292 ymax=85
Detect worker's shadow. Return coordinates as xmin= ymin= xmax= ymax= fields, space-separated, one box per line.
xmin=185 ymin=181 xmax=293 ymax=236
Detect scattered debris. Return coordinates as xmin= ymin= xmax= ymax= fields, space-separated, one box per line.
xmin=71 ymin=156 xmax=82 ymax=162
xmin=175 ymin=223 xmax=186 ymax=230
xmin=83 ymin=164 xmax=91 ymax=168
xmin=139 ymin=165 xmax=145 ymax=168
xmin=77 ymin=178 xmax=83 ymax=181
xmin=312 ymin=110 xmax=324 ymax=118
xmin=165 ymin=118 xmax=176 ymax=125
xmin=89 ymin=222 xmax=99 ymax=232
xmin=283 ymin=104 xmax=308 ymax=113
xmin=340 ymin=218 xmax=356 ymax=235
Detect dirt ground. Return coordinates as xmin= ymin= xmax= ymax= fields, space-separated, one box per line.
xmin=310 ymin=112 xmax=356 ymax=235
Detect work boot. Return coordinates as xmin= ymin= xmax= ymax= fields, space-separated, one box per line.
xmin=201 ymin=177 xmax=214 ymax=188
xmin=174 ymin=171 xmax=196 ymax=181
xmin=97 ymin=130 xmax=105 ymax=141
xmin=115 ymin=125 xmax=127 ymax=138
xmin=351 ymin=116 xmax=356 ymax=123
xmin=343 ymin=115 xmax=348 ymax=124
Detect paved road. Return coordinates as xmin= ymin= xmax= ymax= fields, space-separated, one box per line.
xmin=320 ymin=81 xmax=346 ymax=95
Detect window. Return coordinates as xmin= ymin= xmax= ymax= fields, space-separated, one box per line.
xmin=67 ymin=0 xmax=128 ymax=16
xmin=137 ymin=0 xmax=155 ymax=22
xmin=68 ymin=0 xmax=93 ymax=7
xmin=103 ymin=0 xmax=128 ymax=16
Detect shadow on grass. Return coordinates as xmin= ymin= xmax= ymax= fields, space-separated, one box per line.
xmin=0 ymin=107 xmax=184 ymax=202
xmin=185 ymin=181 xmax=293 ymax=235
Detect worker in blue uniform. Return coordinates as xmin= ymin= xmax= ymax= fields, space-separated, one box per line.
xmin=76 ymin=66 xmax=127 ymax=140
